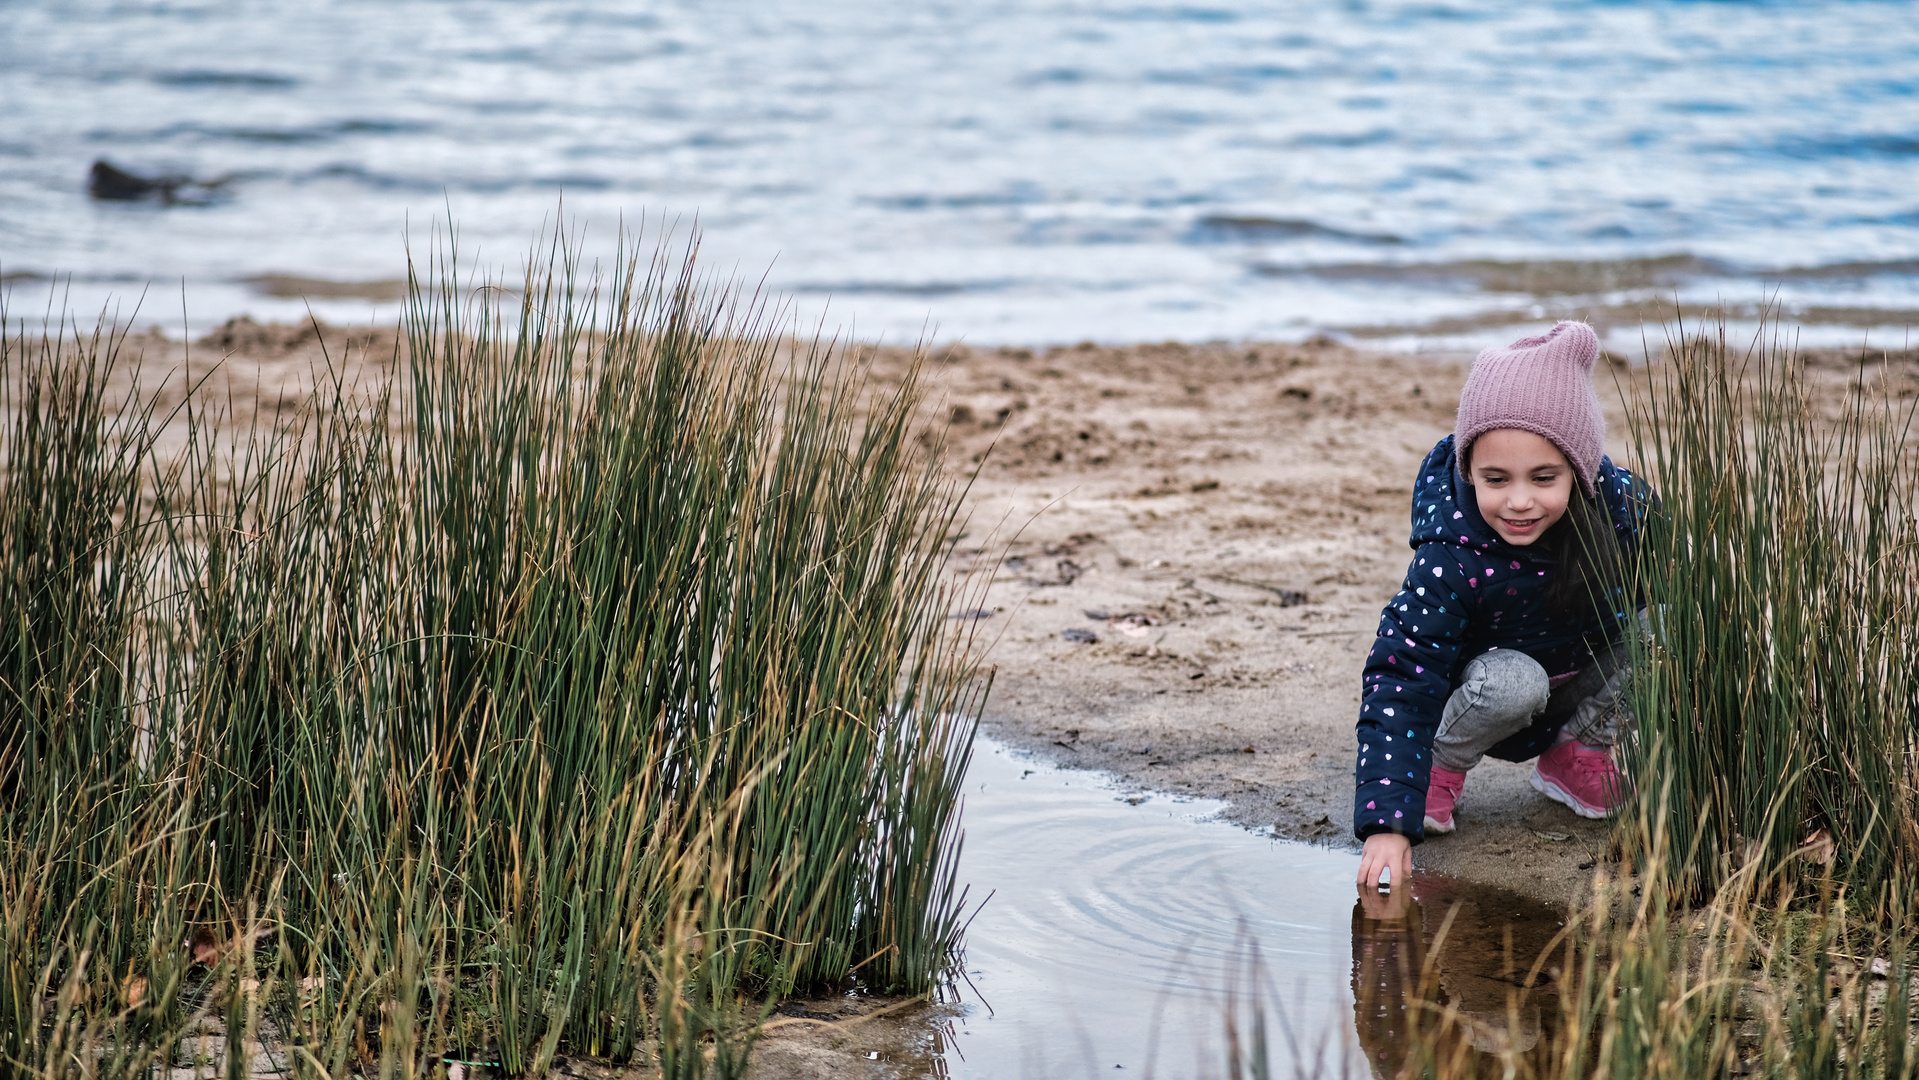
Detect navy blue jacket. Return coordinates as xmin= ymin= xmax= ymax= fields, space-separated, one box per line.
xmin=1353 ymin=436 xmax=1649 ymax=843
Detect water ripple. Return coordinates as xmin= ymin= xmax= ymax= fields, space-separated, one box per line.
xmin=3 ymin=0 xmax=1915 ymax=343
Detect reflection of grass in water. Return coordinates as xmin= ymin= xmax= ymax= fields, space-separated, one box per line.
xmin=1219 ymin=824 xmax=1917 ymax=1078
xmin=0 ymin=226 xmax=986 ymax=1078
xmin=1328 ymin=839 xmax=1915 ymax=1079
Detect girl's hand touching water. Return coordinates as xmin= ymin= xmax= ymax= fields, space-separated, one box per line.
xmin=1357 ymin=832 xmax=1412 ymax=894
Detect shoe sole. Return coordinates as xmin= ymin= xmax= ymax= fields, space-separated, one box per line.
xmin=1529 ymin=771 xmax=1608 ymax=819
xmin=1422 ymin=814 xmax=1456 ymax=834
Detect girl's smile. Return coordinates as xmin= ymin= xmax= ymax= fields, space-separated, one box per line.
xmin=1467 ymin=428 xmax=1573 ymax=546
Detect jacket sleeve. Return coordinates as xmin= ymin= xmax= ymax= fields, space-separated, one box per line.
xmin=1353 ymin=543 xmax=1479 ymax=844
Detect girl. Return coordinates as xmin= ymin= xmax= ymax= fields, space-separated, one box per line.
xmin=1354 ymin=321 xmax=1650 ymax=893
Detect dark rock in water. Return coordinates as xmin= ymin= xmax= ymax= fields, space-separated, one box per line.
xmin=88 ymin=159 xmax=230 ymax=205
xmin=89 ymin=160 xmax=159 ymax=200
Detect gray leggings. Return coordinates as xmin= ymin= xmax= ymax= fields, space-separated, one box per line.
xmin=1430 ymin=642 xmax=1632 ymax=774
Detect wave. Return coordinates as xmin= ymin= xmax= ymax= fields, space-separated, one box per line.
xmin=867 ymin=188 xmax=1045 ymax=211
xmin=1770 ymin=132 xmax=1919 ymax=161
xmin=86 ymin=118 xmax=434 ymax=146
xmin=790 ymin=279 xmax=1022 ymax=297
xmin=150 ymin=70 xmax=299 ymax=89
xmin=1335 ymin=299 xmax=1919 ymax=340
xmin=1194 ymin=216 xmax=1404 ymax=245
xmin=1256 ymin=255 xmax=1919 ymax=296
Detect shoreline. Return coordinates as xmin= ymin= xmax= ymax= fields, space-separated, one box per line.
xmin=9 ymin=270 xmax=1918 ymax=361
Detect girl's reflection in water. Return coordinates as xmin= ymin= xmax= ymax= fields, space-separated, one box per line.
xmin=1352 ymin=872 xmax=1568 ymax=1079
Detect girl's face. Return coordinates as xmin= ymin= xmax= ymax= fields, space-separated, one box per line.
xmin=1468 ymin=428 xmax=1573 ymax=546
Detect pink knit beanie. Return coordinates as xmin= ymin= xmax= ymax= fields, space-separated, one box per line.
xmin=1454 ymin=321 xmax=1606 ymax=495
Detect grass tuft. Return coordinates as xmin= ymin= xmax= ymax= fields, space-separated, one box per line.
xmin=1617 ymin=317 xmax=1919 ymax=910
xmin=1 ymin=225 xmax=986 ymax=1078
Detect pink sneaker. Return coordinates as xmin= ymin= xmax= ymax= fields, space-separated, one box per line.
xmin=1531 ymin=741 xmax=1624 ymax=819
xmin=1423 ymin=765 xmax=1468 ymax=834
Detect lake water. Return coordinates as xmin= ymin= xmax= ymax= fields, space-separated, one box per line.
xmin=942 ymin=739 xmax=1568 ymax=1078
xmin=948 ymin=740 xmax=1361 ymax=1076
xmin=3 ymin=1 xmax=1917 ymax=349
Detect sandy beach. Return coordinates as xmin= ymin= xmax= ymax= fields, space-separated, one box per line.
xmin=59 ymin=317 xmax=1913 ymax=1078
xmin=106 ymin=317 xmax=1919 ymax=912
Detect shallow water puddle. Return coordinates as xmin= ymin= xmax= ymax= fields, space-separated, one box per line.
xmin=939 ymin=739 xmax=1568 ymax=1078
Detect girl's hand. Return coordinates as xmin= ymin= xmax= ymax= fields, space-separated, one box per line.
xmin=1357 ymin=832 xmax=1413 ymax=894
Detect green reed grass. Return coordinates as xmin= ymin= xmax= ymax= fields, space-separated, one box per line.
xmin=1 ymin=228 xmax=986 ymax=1079
xmin=1617 ymin=319 xmax=1919 ymax=908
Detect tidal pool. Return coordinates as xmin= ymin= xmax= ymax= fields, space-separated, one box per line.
xmin=939 ymin=738 xmax=1568 ymax=1079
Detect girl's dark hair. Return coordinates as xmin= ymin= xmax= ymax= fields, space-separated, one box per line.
xmin=1461 ymin=439 xmax=1638 ymax=624
xmin=1539 ymin=486 xmax=1629 ymax=623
